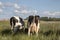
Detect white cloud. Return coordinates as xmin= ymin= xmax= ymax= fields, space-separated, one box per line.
xmin=0 ymin=2 xmax=2 ymax=6
xmin=19 ymin=9 xmax=38 ymax=14
xmin=0 ymin=9 xmax=3 ymax=13
xmin=3 ymin=2 xmax=38 ymax=14
xmin=53 ymin=12 xmax=60 ymax=15
xmin=54 ymin=12 xmax=60 ymax=14
xmin=0 ymin=2 xmax=4 ymax=8
xmin=14 ymin=3 xmax=20 ymax=9
xmin=32 ymin=10 xmax=38 ymax=14
xmin=42 ymin=11 xmax=60 ymax=17
xmin=14 ymin=9 xmax=30 ymax=14
xmin=43 ymin=11 xmax=56 ymax=16
xmin=0 ymin=2 xmax=5 ymax=9
xmin=20 ymin=10 xmax=30 ymax=14
xmin=43 ymin=11 xmax=50 ymax=14
xmin=14 ymin=10 xmax=20 ymax=13
xmin=4 ymin=2 xmax=13 ymax=7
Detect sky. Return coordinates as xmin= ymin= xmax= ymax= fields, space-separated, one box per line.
xmin=0 ymin=0 xmax=60 ymax=20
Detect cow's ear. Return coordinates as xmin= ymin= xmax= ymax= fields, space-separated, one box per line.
xmin=38 ymin=16 xmax=40 ymax=19
xmin=29 ymin=15 xmax=33 ymax=19
xmin=37 ymin=16 xmax=40 ymax=18
xmin=37 ymin=15 xmax=40 ymax=18
xmin=35 ymin=15 xmax=40 ymax=18
xmin=35 ymin=15 xmax=40 ymax=20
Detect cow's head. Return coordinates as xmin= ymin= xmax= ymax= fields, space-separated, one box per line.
xmin=13 ymin=22 xmax=24 ymax=33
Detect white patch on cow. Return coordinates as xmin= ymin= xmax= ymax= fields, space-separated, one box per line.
xmin=14 ymin=16 xmax=20 ymax=22
xmin=37 ymin=22 xmax=40 ymax=29
xmin=15 ymin=22 xmax=22 ymax=27
xmin=15 ymin=22 xmax=23 ymax=29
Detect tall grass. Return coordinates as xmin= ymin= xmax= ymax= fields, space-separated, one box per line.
xmin=0 ymin=20 xmax=60 ymax=40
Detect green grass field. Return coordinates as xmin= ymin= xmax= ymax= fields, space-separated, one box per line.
xmin=0 ymin=20 xmax=60 ymax=40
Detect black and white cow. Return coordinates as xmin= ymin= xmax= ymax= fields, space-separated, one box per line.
xmin=10 ymin=16 xmax=24 ymax=33
xmin=27 ymin=15 xmax=40 ymax=36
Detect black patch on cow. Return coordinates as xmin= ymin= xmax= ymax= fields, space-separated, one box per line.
xmin=19 ymin=17 xmax=25 ymax=26
xmin=10 ymin=17 xmax=18 ymax=26
xmin=28 ymin=15 xmax=34 ymax=25
xmin=27 ymin=15 xmax=40 ymax=26
xmin=35 ymin=15 xmax=40 ymax=26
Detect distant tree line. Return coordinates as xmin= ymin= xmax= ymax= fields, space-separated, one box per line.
xmin=40 ymin=17 xmax=60 ymax=21
xmin=25 ymin=17 xmax=60 ymax=21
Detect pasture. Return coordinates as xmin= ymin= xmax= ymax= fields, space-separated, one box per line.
xmin=0 ymin=20 xmax=60 ymax=40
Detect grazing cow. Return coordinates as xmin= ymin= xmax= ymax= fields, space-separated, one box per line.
xmin=27 ymin=15 xmax=40 ymax=36
xmin=10 ymin=16 xmax=24 ymax=33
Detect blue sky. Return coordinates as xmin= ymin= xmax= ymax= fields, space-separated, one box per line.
xmin=0 ymin=0 xmax=60 ymax=19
